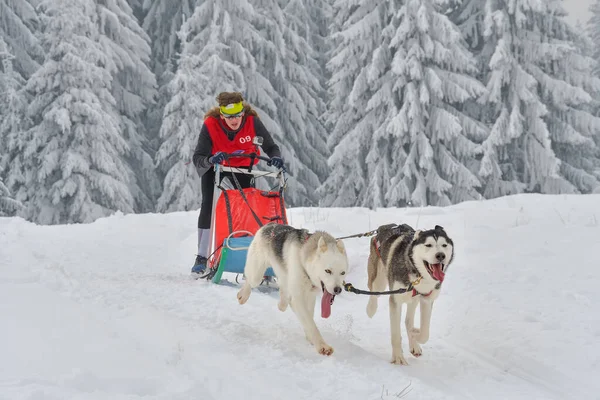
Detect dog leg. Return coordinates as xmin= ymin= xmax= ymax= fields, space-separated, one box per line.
xmin=389 ymin=295 xmax=408 ymax=365
xmin=366 ymin=263 xmax=387 ymax=318
xmin=292 ymin=292 xmax=333 ymax=356
xmin=405 ymin=300 xmax=422 ymax=357
xmin=237 ymin=244 xmax=270 ymax=305
xmin=415 ymin=299 xmax=433 ymax=344
xmin=278 ymin=283 xmax=289 ymax=312
xmin=301 ymin=294 xmax=317 ymax=344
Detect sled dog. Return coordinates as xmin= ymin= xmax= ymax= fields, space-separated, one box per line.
xmin=366 ymin=223 xmax=454 ymax=365
xmin=237 ymin=223 xmax=349 ymax=356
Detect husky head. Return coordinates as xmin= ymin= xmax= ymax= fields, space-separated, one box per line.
xmin=309 ymin=235 xmax=348 ymax=318
xmin=411 ymin=225 xmax=454 ymax=282
xmin=315 ymin=236 xmax=348 ymax=294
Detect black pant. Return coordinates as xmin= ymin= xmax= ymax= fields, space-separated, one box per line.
xmin=197 ymin=169 xmax=255 ymax=228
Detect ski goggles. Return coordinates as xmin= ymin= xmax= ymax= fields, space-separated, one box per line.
xmin=221 ymin=111 xmax=244 ymax=119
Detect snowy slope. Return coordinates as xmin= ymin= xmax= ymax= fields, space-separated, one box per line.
xmin=1 ymin=194 xmax=599 ymax=400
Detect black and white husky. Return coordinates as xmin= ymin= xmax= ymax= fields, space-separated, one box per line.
xmin=366 ymin=223 xmax=454 ymax=365
xmin=237 ymin=223 xmax=349 ymax=356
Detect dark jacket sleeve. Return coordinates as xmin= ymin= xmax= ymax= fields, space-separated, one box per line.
xmin=254 ymin=118 xmax=281 ymax=159
xmin=193 ymin=124 xmax=213 ymax=169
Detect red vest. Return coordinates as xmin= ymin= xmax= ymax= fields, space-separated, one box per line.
xmin=204 ymin=116 xmax=261 ymax=167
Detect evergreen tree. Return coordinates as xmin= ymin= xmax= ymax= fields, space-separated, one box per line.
xmin=0 ymin=0 xmax=43 ymax=78
xmin=317 ymin=1 xmax=382 ymax=207
xmin=387 ymin=0 xmax=486 ymax=206
xmin=252 ymin=0 xmax=329 ymax=205
xmin=545 ymin=7 xmax=600 ymax=194
xmin=283 ymin=0 xmax=330 ymax=181
xmin=17 ymin=0 xmax=136 ymax=224
xmin=587 ymin=0 xmax=600 ymax=187
xmin=142 ymin=0 xmax=197 ymax=184
xmin=321 ymin=0 xmax=485 ymax=207
xmin=479 ymin=0 xmax=600 ymax=197
xmin=96 ymin=0 xmax=159 ymax=211
xmin=0 ymin=177 xmax=22 ymax=217
xmin=0 ymin=38 xmax=29 ymax=203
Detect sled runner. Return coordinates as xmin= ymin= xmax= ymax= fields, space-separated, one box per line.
xmin=197 ymin=152 xmax=288 ymax=288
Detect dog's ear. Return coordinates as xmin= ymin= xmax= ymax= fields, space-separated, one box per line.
xmin=318 ymin=236 xmax=328 ymax=253
xmin=435 ymin=225 xmax=445 ymax=232
xmin=413 ymin=230 xmax=421 ymax=240
xmin=336 ymin=239 xmax=346 ymax=255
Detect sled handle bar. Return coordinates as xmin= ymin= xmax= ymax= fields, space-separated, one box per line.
xmin=221 ymin=152 xmax=272 ymax=163
xmin=219 ymin=152 xmax=286 ymax=173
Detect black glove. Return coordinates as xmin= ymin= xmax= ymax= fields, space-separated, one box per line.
xmin=209 ymin=152 xmax=226 ymax=165
xmin=268 ymin=156 xmax=284 ymax=169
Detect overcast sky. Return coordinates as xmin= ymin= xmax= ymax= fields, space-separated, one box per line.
xmin=565 ymin=0 xmax=594 ymax=26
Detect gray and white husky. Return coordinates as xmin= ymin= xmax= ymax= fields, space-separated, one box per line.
xmin=237 ymin=223 xmax=349 ymax=356
xmin=366 ymin=223 xmax=454 ymax=365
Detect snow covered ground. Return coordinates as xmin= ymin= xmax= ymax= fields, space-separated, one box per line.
xmin=1 ymin=194 xmax=599 ymax=400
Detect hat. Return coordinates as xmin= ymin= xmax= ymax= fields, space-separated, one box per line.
xmin=220 ymin=101 xmax=244 ymax=116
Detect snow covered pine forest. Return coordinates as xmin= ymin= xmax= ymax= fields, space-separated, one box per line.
xmin=1 ymin=0 xmax=600 ymax=224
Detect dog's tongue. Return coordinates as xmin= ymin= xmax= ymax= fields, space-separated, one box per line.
xmin=430 ymin=263 xmax=445 ymax=282
xmin=321 ymin=291 xmax=334 ymax=318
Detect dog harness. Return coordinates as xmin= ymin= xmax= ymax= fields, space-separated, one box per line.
xmin=374 ymin=236 xmax=433 ymax=297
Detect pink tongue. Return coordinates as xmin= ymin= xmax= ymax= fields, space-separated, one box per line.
xmin=430 ymin=264 xmax=445 ymax=282
xmin=321 ymin=291 xmax=334 ymax=318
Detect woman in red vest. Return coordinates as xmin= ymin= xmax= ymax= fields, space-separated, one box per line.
xmin=190 ymin=92 xmax=284 ymax=273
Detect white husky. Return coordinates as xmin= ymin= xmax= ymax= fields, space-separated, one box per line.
xmin=237 ymin=223 xmax=349 ymax=356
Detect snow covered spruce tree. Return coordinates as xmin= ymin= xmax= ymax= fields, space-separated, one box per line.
xmin=0 ymin=38 xmax=30 ymax=203
xmin=317 ymin=2 xmax=384 ymax=207
xmin=0 ymin=177 xmax=22 ymax=217
xmin=0 ymin=0 xmax=44 ymax=78
xmin=141 ymin=0 xmax=197 ymax=181
xmin=250 ymin=0 xmax=329 ymax=205
xmin=478 ymin=0 xmax=600 ymax=197
xmin=546 ymin=8 xmax=600 ymax=193
xmin=587 ymin=0 xmax=600 ymax=188
xmin=17 ymin=0 xmax=137 ymax=224
xmin=387 ymin=0 xmax=485 ymax=207
xmin=321 ymin=0 xmax=485 ymax=207
xmin=284 ymin=0 xmax=332 ymax=183
xmin=95 ymin=0 xmax=160 ymax=212
xmin=448 ymin=0 xmax=486 ymax=53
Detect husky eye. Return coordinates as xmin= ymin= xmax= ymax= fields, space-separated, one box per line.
xmin=341 ymin=271 xmax=346 ymax=275
xmin=425 ymin=244 xmax=433 ymax=248
xmin=325 ymin=269 xmax=332 ymax=274
xmin=442 ymin=244 xmax=447 ymax=248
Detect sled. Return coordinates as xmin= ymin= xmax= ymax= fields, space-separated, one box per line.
xmin=197 ymin=152 xmax=288 ymax=288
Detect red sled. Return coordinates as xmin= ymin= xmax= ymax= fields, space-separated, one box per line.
xmin=202 ymin=153 xmax=288 ymax=285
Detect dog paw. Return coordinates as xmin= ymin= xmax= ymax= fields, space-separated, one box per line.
xmin=410 ymin=343 xmax=422 ymax=357
xmin=366 ymin=298 xmax=378 ymax=318
xmin=316 ymin=342 xmax=334 ymax=356
xmin=236 ymin=285 xmax=251 ymax=305
xmin=390 ymin=353 xmax=409 ymax=365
